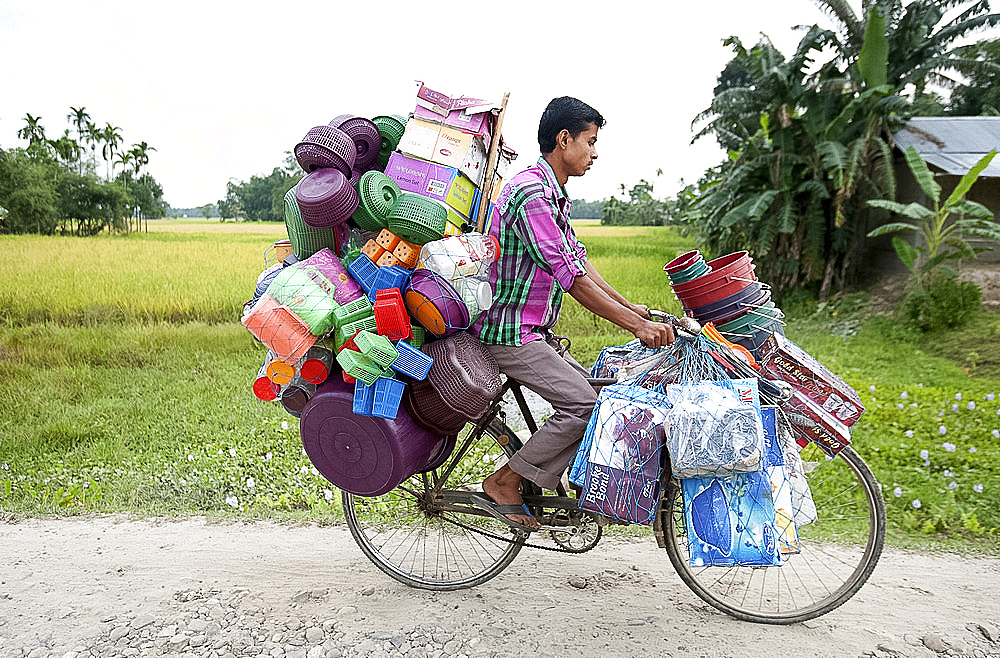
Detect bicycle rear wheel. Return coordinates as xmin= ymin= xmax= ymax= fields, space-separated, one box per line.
xmin=662 ymin=444 xmax=885 ymax=624
xmin=343 ymin=420 xmax=526 ymax=590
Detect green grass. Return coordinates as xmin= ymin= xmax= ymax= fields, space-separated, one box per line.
xmin=1 ymin=221 xmax=998 ymax=554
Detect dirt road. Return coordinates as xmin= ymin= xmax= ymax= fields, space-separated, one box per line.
xmin=1 ymin=516 xmax=998 ymax=658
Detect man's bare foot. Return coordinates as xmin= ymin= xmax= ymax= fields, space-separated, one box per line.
xmin=481 ymin=464 xmax=540 ymax=530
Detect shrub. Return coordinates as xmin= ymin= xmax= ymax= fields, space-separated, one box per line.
xmin=901 ymin=267 xmax=981 ymax=331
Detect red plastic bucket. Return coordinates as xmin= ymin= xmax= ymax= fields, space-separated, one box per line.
xmin=663 ymin=250 xmax=703 ymax=273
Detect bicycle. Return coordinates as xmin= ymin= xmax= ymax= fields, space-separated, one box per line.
xmin=341 ymin=314 xmax=885 ymax=625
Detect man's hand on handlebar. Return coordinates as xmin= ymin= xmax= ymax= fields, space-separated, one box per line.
xmin=634 ymin=318 xmax=675 ymax=349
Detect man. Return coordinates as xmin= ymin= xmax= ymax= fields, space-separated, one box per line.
xmin=475 ymin=96 xmax=674 ymax=529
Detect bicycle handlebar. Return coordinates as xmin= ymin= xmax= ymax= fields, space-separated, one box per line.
xmin=647 ymin=310 xmax=702 ymax=337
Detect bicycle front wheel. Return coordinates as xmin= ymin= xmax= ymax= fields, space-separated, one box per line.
xmin=663 ymin=444 xmax=885 ymax=624
xmin=343 ymin=420 xmax=526 ymax=590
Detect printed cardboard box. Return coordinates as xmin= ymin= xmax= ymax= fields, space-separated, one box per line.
xmin=758 ymin=333 xmax=865 ymax=427
xmin=785 ymin=390 xmax=853 ymax=456
xmin=384 ymin=152 xmax=476 ymax=218
xmin=398 ymin=117 xmax=489 ymax=186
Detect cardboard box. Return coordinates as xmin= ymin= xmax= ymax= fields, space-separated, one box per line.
xmin=413 ymin=81 xmax=496 ymax=137
xmin=758 ymin=333 xmax=865 ymax=427
xmin=785 ymin=391 xmax=852 ymax=456
xmin=413 ymin=104 xmax=491 ymax=138
xmin=384 ymin=152 xmax=476 ymax=219
xmin=398 ymin=116 xmax=490 ymax=186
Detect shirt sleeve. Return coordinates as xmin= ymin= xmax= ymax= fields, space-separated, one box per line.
xmin=509 ymin=190 xmax=588 ymax=291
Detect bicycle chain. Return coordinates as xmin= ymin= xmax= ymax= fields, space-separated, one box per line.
xmin=441 ymin=512 xmax=600 ymax=553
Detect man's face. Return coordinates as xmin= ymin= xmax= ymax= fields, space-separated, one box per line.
xmin=563 ymin=123 xmax=599 ymax=177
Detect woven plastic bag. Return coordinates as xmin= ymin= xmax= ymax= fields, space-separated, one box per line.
xmin=666 ymin=378 xmax=764 ymax=478
xmin=569 ymin=382 xmax=671 ymax=526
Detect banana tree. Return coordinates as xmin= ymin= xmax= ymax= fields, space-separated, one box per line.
xmin=867 ymin=146 xmax=1000 ymax=282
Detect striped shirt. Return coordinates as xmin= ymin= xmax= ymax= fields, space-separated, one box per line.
xmin=476 ymin=157 xmax=588 ymax=345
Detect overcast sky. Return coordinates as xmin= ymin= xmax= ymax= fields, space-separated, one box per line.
xmin=2 ymin=0 xmax=983 ymax=209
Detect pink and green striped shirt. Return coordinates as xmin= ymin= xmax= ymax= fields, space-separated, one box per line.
xmin=476 ymin=157 xmax=588 ymax=346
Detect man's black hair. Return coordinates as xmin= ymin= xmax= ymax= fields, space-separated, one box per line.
xmin=537 ymin=96 xmax=606 ymax=154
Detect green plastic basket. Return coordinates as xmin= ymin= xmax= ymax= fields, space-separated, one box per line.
xmin=352 ymin=171 xmax=400 ymax=231
xmin=284 ymin=185 xmax=338 ymax=259
xmin=354 ymin=330 xmax=399 ymax=368
xmin=387 ymin=192 xmax=448 ymax=245
xmin=373 ymin=115 xmax=407 ymax=167
xmin=336 ymin=349 xmax=387 ymax=386
xmin=335 ymin=314 xmax=377 ymax=351
xmin=332 ymin=295 xmax=374 ymax=328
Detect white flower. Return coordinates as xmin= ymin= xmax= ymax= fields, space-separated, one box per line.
xmin=266 ymin=452 xmax=273 ymax=460
xmin=229 ymin=448 xmax=237 ymax=458
xmin=970 ymin=447 xmax=979 ymax=454
xmin=910 ymin=403 xmax=918 ymax=408
xmin=948 ymin=481 xmax=958 ymax=490
xmin=324 ymin=489 xmax=334 ymax=502
xmin=956 ymin=393 xmax=963 ymax=400
xmin=893 ymin=486 xmax=902 ymax=498
xmin=897 ymin=403 xmax=905 ymax=410
xmin=986 ymin=393 xmax=995 ymax=401
xmin=869 ymin=385 xmax=876 ymax=392
xmin=951 ymin=403 xmax=959 ymax=412
xmin=900 ymin=391 xmax=908 ymax=400
xmin=992 ymin=430 xmax=999 ymax=439
xmin=246 ymin=477 xmax=255 ymax=490
xmin=973 ymin=484 xmax=984 ymax=493
xmin=920 ymin=449 xmax=929 ymax=460
xmin=944 ymin=469 xmax=954 ymax=477
xmin=912 ymin=499 xmax=922 ymax=509
xmin=943 ymin=442 xmax=956 ymax=452
xmin=906 ymin=430 xmax=915 ymax=438
xmin=1 ymin=463 xmax=8 ymax=470
xmin=225 ymin=496 xmax=239 ymax=508
xmin=924 ymin=459 xmax=931 ymax=467
xmin=281 ymin=420 xmax=289 ymax=430
xmin=939 ymin=425 xmax=948 ymax=435
xmin=918 ymin=383 xmax=923 ymax=389
xmin=300 ymin=465 xmax=309 ymax=474
xmin=968 ymin=402 xmax=976 ymax=410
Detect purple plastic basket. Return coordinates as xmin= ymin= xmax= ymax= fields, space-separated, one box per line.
xmin=300 ymin=377 xmax=447 ymax=496
xmin=404 ymin=269 xmax=470 ymax=336
xmin=405 ymin=378 xmax=469 ymax=435
xmin=423 ymin=332 xmax=501 ymax=420
xmin=294 ymin=125 xmax=355 ymax=176
xmin=330 ymin=115 xmax=381 ymax=171
xmin=689 ymin=281 xmax=767 ymax=325
xmin=295 ymin=168 xmax=359 ymax=228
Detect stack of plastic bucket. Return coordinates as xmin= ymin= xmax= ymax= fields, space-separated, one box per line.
xmin=665 ymin=250 xmax=784 ymax=357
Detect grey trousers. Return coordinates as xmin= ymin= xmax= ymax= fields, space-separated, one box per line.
xmin=485 ymin=336 xmax=598 ymax=490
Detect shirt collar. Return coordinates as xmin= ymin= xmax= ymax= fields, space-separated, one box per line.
xmin=535 ymin=156 xmax=570 ymax=209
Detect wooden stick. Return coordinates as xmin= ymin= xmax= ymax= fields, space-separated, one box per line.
xmin=476 ymin=91 xmax=510 ymax=233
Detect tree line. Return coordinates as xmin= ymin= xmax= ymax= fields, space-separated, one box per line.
xmin=0 ymin=107 xmax=165 ymax=235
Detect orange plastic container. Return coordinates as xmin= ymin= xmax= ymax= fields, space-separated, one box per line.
xmin=242 ymin=295 xmax=316 ymax=359
xmin=392 ymin=239 xmax=420 ymax=269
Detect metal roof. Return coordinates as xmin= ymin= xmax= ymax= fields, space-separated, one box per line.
xmin=894 ymin=117 xmax=1000 ymax=178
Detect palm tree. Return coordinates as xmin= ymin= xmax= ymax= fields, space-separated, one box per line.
xmin=128 ymin=141 xmax=155 ymax=176
xmin=813 ymin=0 xmax=1000 ymax=93
xmin=67 ymin=106 xmax=91 ymax=173
xmin=17 ymin=114 xmax=47 ymax=147
xmin=100 ymin=123 xmax=123 ymax=180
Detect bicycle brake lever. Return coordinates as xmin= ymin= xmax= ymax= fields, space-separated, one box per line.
xmin=648 ymin=310 xmax=702 ymax=337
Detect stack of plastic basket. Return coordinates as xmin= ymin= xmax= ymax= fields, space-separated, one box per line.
xmin=666 ymin=250 xmax=785 ymax=358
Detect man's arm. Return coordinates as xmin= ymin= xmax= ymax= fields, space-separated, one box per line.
xmin=567 ymin=273 xmax=673 ymax=348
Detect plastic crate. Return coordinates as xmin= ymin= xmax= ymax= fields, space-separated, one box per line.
xmin=336 ymin=349 xmax=386 ymax=385
xmin=407 ymin=325 xmax=426 ymax=349
xmin=391 ymin=339 xmax=433 ymax=380
xmin=367 ymin=265 xmax=412 ymax=302
xmin=347 ymin=254 xmax=379 ymax=293
xmin=372 ymin=377 xmax=406 ymax=419
xmin=361 ymin=239 xmax=383 ymax=262
xmin=376 ymin=251 xmax=402 ymax=268
xmin=374 ymin=288 xmax=412 ymax=341
xmin=392 ymin=239 xmax=421 ymax=269
xmin=332 ymin=295 xmax=373 ymax=329
xmin=375 ymin=228 xmax=401 ymax=252
xmin=335 ymin=315 xmax=377 ymax=351
xmin=353 ymin=379 xmax=376 ymax=415
xmin=354 ymin=330 xmax=399 ymax=368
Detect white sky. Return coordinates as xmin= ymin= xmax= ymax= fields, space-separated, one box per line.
xmin=1 ymin=0 xmax=984 ymax=209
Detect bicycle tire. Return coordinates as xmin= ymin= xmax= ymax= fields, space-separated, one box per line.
xmin=343 ymin=420 xmax=526 ymax=590
xmin=663 ymin=444 xmax=885 ymax=624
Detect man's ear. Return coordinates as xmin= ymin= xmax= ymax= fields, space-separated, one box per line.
xmin=557 ymin=129 xmax=570 ymax=149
